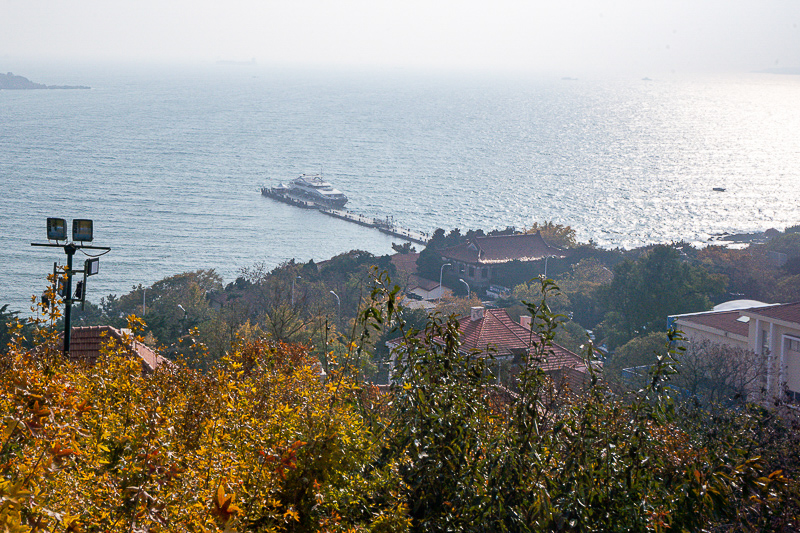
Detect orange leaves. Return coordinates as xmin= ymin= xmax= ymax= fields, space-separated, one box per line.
xmin=49 ymin=441 xmax=78 ymax=465
xmin=211 ymin=480 xmax=242 ymax=523
xmin=25 ymin=400 xmax=51 ymax=434
xmin=261 ymin=440 xmax=307 ymax=479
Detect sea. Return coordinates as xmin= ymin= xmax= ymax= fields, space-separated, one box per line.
xmin=2 ymin=61 xmax=799 ymax=315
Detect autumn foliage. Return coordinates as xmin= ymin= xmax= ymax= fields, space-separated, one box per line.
xmin=2 ymin=277 xmax=799 ymax=532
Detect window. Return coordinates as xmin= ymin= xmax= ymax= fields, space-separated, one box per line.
xmin=481 ymin=267 xmax=488 ymax=279
xmin=469 ymin=266 xmax=475 ymax=277
xmin=787 ymin=337 xmax=800 ymax=352
xmin=762 ymin=328 xmax=770 ymax=354
xmin=459 ymin=263 xmax=465 ymax=274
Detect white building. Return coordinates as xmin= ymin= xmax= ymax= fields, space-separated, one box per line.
xmin=671 ymin=301 xmax=800 ymax=403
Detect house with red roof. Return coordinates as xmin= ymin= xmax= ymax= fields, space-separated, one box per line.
xmin=672 ymin=301 xmax=800 ymax=403
xmin=64 ymin=326 xmax=170 ymax=373
xmin=387 ymin=306 xmax=590 ymax=391
xmin=439 ymin=232 xmax=564 ymax=287
xmin=390 ymin=252 xmax=451 ymax=305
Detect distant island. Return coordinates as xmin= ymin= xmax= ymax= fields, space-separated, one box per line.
xmin=0 ymin=72 xmax=90 ymax=90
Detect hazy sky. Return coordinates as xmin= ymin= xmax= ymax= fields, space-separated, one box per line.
xmin=2 ymin=0 xmax=799 ymax=73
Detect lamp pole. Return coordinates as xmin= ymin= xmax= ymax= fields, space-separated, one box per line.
xmin=62 ymin=243 xmax=77 ymax=355
xmin=459 ymin=278 xmax=470 ymax=297
xmin=544 ymin=255 xmax=554 ymax=278
xmin=439 ymin=263 xmax=451 ymax=301
xmin=31 ymin=218 xmax=110 ymax=356
xmin=177 ymin=304 xmax=187 ymax=333
xmin=329 ymin=290 xmax=340 ymax=326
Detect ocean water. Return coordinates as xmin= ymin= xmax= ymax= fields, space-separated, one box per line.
xmin=2 ymin=62 xmax=799 ymax=314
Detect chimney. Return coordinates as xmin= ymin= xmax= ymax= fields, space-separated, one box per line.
xmin=470 ymin=306 xmax=485 ymax=321
xmin=519 ymin=316 xmax=532 ymax=329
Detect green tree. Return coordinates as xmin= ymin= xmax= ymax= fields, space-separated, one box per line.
xmin=0 ymin=304 xmax=20 ymax=354
xmin=603 ymin=331 xmax=667 ymax=387
xmin=525 ymin=220 xmax=577 ymax=248
xmin=598 ymin=245 xmax=725 ymax=348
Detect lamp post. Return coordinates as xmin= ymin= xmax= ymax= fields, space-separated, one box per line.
xmin=292 ymin=275 xmax=301 ymax=306
xmin=329 ymin=290 xmax=340 ymax=326
xmin=544 ymin=255 xmax=555 ymax=278
xmin=177 ymin=304 xmax=187 ymax=333
xmin=459 ymin=278 xmax=470 ymax=297
xmin=142 ymin=287 xmax=147 ymax=316
xmin=31 ymin=218 xmax=110 ymax=355
xmin=439 ymin=263 xmax=451 ymax=301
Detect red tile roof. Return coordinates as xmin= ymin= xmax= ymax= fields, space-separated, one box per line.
xmin=390 ymin=252 xmax=420 ymax=274
xmin=745 ymin=301 xmax=800 ymax=325
xmin=407 ymin=274 xmax=441 ymax=292
xmin=440 ymin=232 xmax=563 ymax=265
xmin=66 ymin=326 xmax=169 ymax=372
xmin=675 ymin=310 xmax=750 ymax=337
xmin=454 ymin=308 xmax=583 ymax=373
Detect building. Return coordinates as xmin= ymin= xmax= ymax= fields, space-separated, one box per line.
xmin=66 ymin=325 xmax=170 ymax=373
xmin=390 ymin=252 xmax=451 ymax=306
xmin=671 ymin=301 xmax=800 ymax=403
xmin=387 ymin=307 xmax=590 ymax=390
xmin=439 ymin=232 xmax=564 ymax=287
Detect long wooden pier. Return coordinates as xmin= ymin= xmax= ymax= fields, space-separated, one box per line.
xmin=320 ymin=209 xmax=430 ymax=245
xmin=261 ymin=187 xmax=430 ymax=245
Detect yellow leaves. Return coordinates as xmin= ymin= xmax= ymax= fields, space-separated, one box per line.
xmin=283 ymin=507 xmax=300 ymax=522
xmin=1 ymin=418 xmax=22 ymax=442
xmin=0 ymin=332 xmax=386 ymax=531
xmin=63 ymin=515 xmax=82 ymax=533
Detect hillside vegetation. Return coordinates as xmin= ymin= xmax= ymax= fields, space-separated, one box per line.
xmin=1 ymin=278 xmax=798 ymax=532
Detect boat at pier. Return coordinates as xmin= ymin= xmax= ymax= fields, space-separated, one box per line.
xmin=261 ymin=174 xmax=348 ymax=209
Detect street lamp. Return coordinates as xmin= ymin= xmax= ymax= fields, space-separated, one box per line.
xmin=439 ymin=263 xmax=451 ymax=301
xmin=459 ymin=278 xmax=470 ymax=297
xmin=329 ymin=290 xmax=340 ymax=325
xmin=544 ymin=255 xmax=556 ymax=278
xmin=31 ymin=217 xmax=110 ymax=355
xmin=292 ymin=275 xmax=301 ymax=306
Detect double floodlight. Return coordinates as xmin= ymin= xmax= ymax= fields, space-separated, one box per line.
xmin=46 ymin=217 xmax=93 ymax=242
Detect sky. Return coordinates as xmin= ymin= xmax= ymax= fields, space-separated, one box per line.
xmin=2 ymin=0 xmax=799 ymax=74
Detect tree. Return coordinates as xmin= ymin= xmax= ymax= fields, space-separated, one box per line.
xmin=0 ymin=304 xmax=20 ymax=354
xmin=603 ymin=331 xmax=668 ymax=387
xmin=672 ymin=340 xmax=764 ymax=406
xmin=598 ymin=245 xmax=725 ymax=348
xmin=391 ymin=242 xmax=416 ymax=254
xmin=525 ymin=220 xmax=577 ymax=249
xmin=554 ymin=257 xmax=613 ymax=328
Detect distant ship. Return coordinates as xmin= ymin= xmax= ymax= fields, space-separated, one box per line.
xmin=262 ymin=174 xmax=348 ymax=208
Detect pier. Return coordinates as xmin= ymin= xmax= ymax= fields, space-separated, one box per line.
xmin=261 ymin=186 xmax=430 ymax=245
xmin=320 ymin=209 xmax=430 ymax=245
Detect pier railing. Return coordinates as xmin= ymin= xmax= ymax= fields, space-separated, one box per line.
xmin=319 ymin=209 xmax=429 ymax=245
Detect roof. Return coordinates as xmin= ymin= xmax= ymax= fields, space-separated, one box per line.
xmin=440 ymin=232 xmax=563 ymax=265
xmin=743 ymin=301 xmax=800 ymax=326
xmin=456 ymin=308 xmax=582 ymax=373
xmin=408 ymin=274 xmax=441 ymax=292
xmin=674 ymin=310 xmax=750 ymax=338
xmin=67 ymin=326 xmax=169 ymax=372
xmin=390 ymin=252 xmax=420 ymax=274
